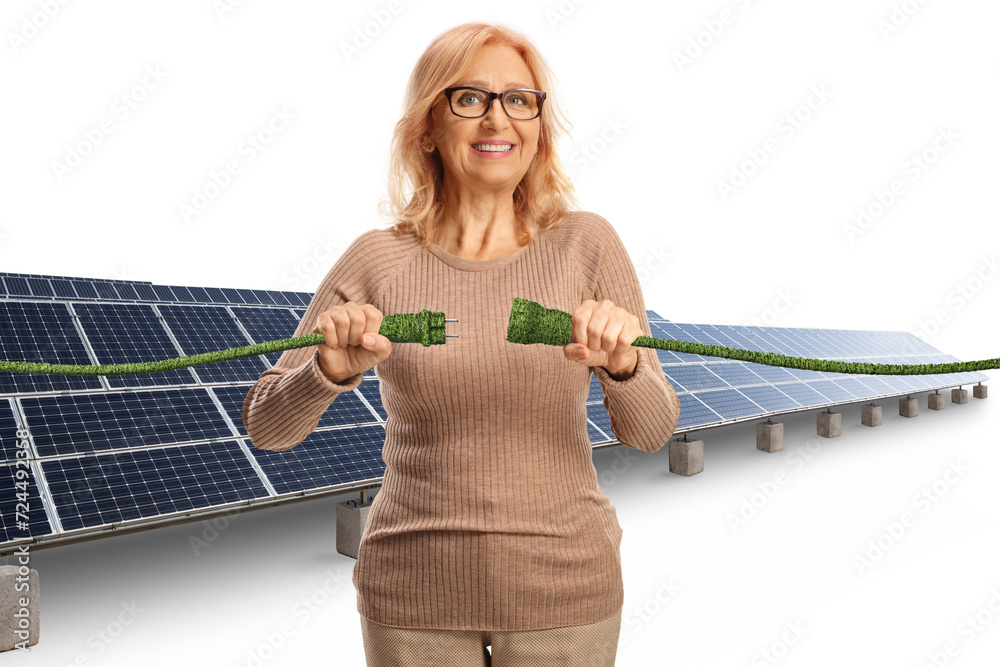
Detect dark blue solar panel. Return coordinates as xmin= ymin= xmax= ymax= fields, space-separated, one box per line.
xmin=879 ymin=375 xmax=921 ymax=392
xmin=51 ymin=279 xmax=78 ymax=299
xmin=20 ymin=388 xmax=234 ymax=457
xmin=714 ymin=326 xmax=758 ymax=351
xmin=113 ymin=283 xmax=142 ymax=301
xmin=740 ymin=362 xmax=798 ymax=384
xmin=852 ymin=375 xmax=895 ymax=395
xmin=251 ymin=290 xmax=276 ymax=306
xmin=783 ymin=366 xmax=828 ymax=381
xmin=166 ymin=285 xmax=194 ymax=302
xmin=133 ymin=284 xmax=158 ymax=301
xmin=93 ymin=282 xmax=119 ymax=300
xmin=675 ymin=393 xmax=720 ymax=431
xmin=157 ymin=304 xmax=268 ymax=383
xmin=777 ymin=382 xmax=828 ymax=408
xmin=653 ymin=347 xmax=686 ymax=365
xmin=151 ymin=284 xmax=178 ymax=301
xmin=586 ymin=418 xmax=610 ymax=443
xmin=287 ymin=292 xmax=304 ymax=306
xmin=829 ymin=377 xmax=871 ymax=399
xmin=805 ymin=380 xmax=857 ymax=403
xmin=4 ymin=276 xmax=31 ymax=297
xmin=231 ymin=306 xmax=300 ymax=367
xmin=0 ymin=462 xmax=53 ymax=542
xmin=356 ymin=378 xmax=385 ymax=420
xmin=673 ymin=323 xmax=722 ymax=347
xmin=586 ymin=374 xmax=603 ymax=403
xmin=738 ymin=385 xmax=800 ymax=413
xmin=74 ymin=302 xmax=196 ymax=389
xmin=0 ymin=401 xmax=23 ymax=463
xmin=585 ymin=404 xmax=613 ymax=440
xmin=699 ymin=325 xmax=745 ymax=351
xmin=903 ymin=375 xmax=937 ymax=390
xmin=704 ymin=362 xmax=771 ymax=388
xmin=26 ymin=277 xmax=54 ymax=298
xmin=249 ymin=425 xmax=385 ymax=495
xmin=692 ymin=388 xmax=762 ymax=420
xmin=71 ymin=280 xmax=99 ymax=299
xmin=42 ymin=441 xmax=269 ymax=532
xmin=186 ymin=286 xmax=211 ymax=303
xmin=221 ymin=288 xmax=246 ymax=305
xmin=316 ymin=389 xmax=380 ymax=427
xmin=662 ymin=365 xmax=728 ymax=392
xmin=210 ymin=385 xmax=253 ymax=435
xmin=238 ymin=289 xmax=262 ymax=305
xmin=204 ymin=287 xmax=227 ymax=303
xmin=0 ymin=301 xmax=104 ymax=395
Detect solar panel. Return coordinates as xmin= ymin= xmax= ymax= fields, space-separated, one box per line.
xmin=41 ymin=442 xmax=270 ymax=532
xmin=230 ymin=306 xmax=301 ymax=367
xmin=156 ymin=304 xmax=269 ymax=384
xmin=249 ymin=426 xmax=386 ymax=495
xmin=0 ymin=462 xmax=53 ymax=543
xmin=0 ymin=301 xmax=104 ymax=395
xmin=604 ymin=320 xmax=989 ymax=434
xmin=74 ymin=302 xmax=197 ymax=388
xmin=20 ymin=389 xmax=235 ymax=457
xmin=0 ymin=270 xmax=990 ymax=556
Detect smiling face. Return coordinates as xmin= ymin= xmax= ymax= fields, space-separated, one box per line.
xmin=425 ymin=44 xmax=541 ymax=197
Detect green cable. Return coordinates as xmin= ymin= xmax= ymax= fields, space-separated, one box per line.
xmin=0 ymin=309 xmax=448 ymax=377
xmin=505 ymin=298 xmax=996 ymax=377
xmin=0 ymin=298 xmax=994 ymax=377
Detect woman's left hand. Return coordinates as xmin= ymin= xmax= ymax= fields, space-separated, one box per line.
xmin=563 ymin=299 xmax=641 ymax=377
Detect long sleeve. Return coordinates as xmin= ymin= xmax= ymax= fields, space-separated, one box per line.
xmin=587 ymin=214 xmax=680 ymax=453
xmin=242 ymin=231 xmax=384 ymax=452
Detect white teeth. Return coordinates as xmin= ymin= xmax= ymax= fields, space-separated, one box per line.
xmin=473 ymin=144 xmax=512 ymax=152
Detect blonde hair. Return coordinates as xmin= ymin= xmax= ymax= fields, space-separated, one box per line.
xmin=378 ymin=22 xmax=579 ymax=249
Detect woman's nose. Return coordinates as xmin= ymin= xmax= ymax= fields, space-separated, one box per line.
xmin=481 ymin=98 xmax=510 ymax=127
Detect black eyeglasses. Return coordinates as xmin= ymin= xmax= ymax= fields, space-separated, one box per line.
xmin=442 ymin=86 xmax=546 ymax=120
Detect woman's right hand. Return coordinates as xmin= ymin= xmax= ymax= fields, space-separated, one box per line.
xmin=312 ymin=302 xmax=393 ymax=383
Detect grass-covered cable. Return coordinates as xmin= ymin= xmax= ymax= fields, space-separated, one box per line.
xmin=0 ymin=309 xmax=448 ymax=377
xmin=505 ymin=298 xmax=997 ymax=376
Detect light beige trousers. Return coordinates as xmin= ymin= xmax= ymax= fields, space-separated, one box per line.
xmin=360 ymin=608 xmax=622 ymax=667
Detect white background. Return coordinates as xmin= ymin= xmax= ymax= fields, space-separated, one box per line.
xmin=2 ymin=0 xmax=998 ymax=665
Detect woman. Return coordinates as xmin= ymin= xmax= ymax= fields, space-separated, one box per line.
xmin=243 ymin=22 xmax=680 ymax=666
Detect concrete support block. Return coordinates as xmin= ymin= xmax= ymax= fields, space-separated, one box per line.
xmin=336 ymin=498 xmax=373 ymax=559
xmin=1 ymin=565 xmax=39 ymax=652
xmin=668 ymin=438 xmax=704 ymax=476
xmin=756 ymin=421 xmax=783 ymax=453
xmin=974 ymin=384 xmax=988 ymax=399
xmin=952 ymin=388 xmax=968 ymax=404
xmin=899 ymin=396 xmax=918 ymax=418
xmin=861 ymin=404 xmax=882 ymax=427
xmin=817 ymin=411 xmax=841 ymax=438
xmin=928 ymin=393 xmax=945 ymax=411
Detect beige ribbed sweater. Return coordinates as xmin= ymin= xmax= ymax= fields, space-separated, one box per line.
xmin=243 ymin=210 xmax=680 ymax=631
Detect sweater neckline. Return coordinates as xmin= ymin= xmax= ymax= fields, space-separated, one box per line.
xmin=427 ymin=232 xmax=539 ymax=272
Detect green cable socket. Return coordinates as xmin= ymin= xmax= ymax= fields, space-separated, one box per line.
xmin=506 ymin=297 xmax=999 ymax=376
xmin=0 ymin=308 xmax=449 ymax=377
